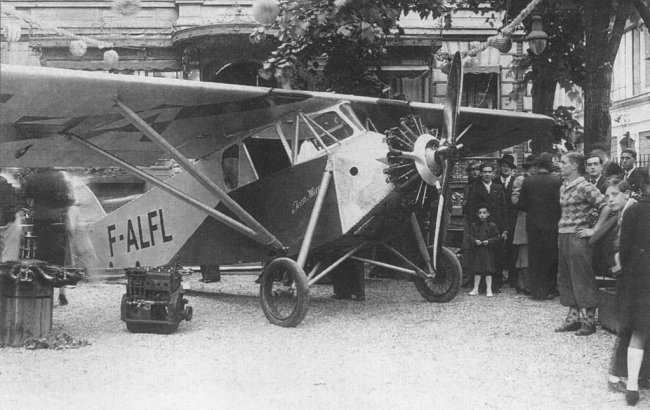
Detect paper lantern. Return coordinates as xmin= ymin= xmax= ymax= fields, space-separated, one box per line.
xmin=69 ymin=40 xmax=88 ymax=57
xmin=103 ymin=50 xmax=119 ymax=66
xmin=494 ymin=33 xmax=512 ymax=54
xmin=252 ymin=0 xmax=279 ymax=25
xmin=113 ymin=0 xmax=141 ymax=17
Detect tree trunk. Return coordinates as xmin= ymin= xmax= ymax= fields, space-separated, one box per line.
xmin=582 ymin=68 xmax=612 ymax=154
xmin=529 ymin=61 xmax=557 ymax=154
xmin=582 ymin=0 xmax=630 ymax=155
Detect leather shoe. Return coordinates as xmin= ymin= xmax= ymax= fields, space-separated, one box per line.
xmin=576 ymin=323 xmax=597 ymax=336
xmin=555 ymin=321 xmax=581 ymax=332
xmin=330 ymin=293 xmax=351 ymax=300
xmin=626 ymin=389 xmax=639 ymax=406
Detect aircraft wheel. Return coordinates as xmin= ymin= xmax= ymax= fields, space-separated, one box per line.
xmin=260 ymin=258 xmax=309 ymax=327
xmin=413 ymin=246 xmax=462 ymax=303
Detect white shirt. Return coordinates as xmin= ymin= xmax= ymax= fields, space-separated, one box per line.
xmin=482 ymin=181 xmax=492 ymax=194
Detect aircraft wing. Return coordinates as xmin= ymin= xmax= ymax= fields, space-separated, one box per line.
xmin=1 ymin=64 xmax=553 ymax=167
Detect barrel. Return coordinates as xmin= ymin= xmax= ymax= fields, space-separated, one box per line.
xmin=0 ymin=281 xmax=53 ymax=346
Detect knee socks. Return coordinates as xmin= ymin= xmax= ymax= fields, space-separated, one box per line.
xmin=627 ymin=347 xmax=645 ymax=391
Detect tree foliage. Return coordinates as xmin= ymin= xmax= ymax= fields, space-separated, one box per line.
xmin=251 ymin=0 xmax=451 ymax=95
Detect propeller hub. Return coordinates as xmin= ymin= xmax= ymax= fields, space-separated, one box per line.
xmin=412 ymin=133 xmax=441 ymax=186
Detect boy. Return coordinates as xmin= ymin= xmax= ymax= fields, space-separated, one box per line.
xmin=468 ymin=204 xmax=500 ymax=297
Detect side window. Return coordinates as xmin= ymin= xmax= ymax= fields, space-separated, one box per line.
xmin=244 ymin=137 xmax=291 ymax=178
xmin=311 ymin=111 xmax=355 ymax=143
xmin=222 ymin=145 xmax=239 ymax=189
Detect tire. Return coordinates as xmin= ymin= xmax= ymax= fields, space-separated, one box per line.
xmin=413 ymin=246 xmax=462 ymax=303
xmin=260 ymin=258 xmax=309 ymax=327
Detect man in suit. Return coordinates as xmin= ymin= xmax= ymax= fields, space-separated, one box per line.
xmin=518 ymin=153 xmax=562 ymax=301
xmin=466 ymin=162 xmax=507 ymax=293
xmin=585 ymin=152 xmax=608 ymax=194
xmin=591 ymin=143 xmax=623 ymax=178
xmin=493 ymin=153 xmax=518 ymax=287
xmin=620 ymin=148 xmax=645 ymax=197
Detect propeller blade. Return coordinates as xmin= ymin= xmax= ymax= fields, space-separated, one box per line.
xmin=430 ymin=52 xmax=464 ymax=268
xmin=442 ymin=52 xmax=463 ymax=145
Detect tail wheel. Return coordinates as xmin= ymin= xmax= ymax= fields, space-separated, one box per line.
xmin=413 ymin=246 xmax=462 ymax=303
xmin=260 ymin=258 xmax=309 ymax=327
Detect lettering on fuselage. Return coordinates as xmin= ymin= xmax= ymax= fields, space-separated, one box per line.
xmin=107 ymin=209 xmax=173 ymax=258
xmin=291 ymin=186 xmax=320 ymax=215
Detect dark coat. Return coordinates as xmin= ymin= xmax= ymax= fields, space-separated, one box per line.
xmin=518 ymin=171 xmax=562 ymax=232
xmin=586 ymin=174 xmax=608 ymax=195
xmin=465 ymin=180 xmax=508 ymax=233
xmin=623 ymin=167 xmax=647 ymax=197
xmin=468 ymin=221 xmax=499 ymax=273
xmin=617 ymin=198 xmax=650 ymax=333
xmin=494 ymin=174 xmax=518 ymax=232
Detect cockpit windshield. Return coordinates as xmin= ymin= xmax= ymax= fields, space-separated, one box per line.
xmin=241 ymin=102 xmax=366 ymax=175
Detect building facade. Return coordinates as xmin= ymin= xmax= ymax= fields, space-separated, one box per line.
xmin=610 ymin=21 xmax=650 ymax=165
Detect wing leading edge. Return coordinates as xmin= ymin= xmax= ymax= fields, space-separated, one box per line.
xmin=0 ymin=64 xmax=554 ymax=167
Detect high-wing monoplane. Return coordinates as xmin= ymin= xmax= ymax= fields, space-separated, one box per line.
xmin=0 ymin=53 xmax=554 ymax=326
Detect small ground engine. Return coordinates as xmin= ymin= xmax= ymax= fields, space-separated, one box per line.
xmin=121 ymin=266 xmax=193 ymax=334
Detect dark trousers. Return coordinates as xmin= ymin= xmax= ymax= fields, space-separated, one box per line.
xmin=527 ymin=229 xmax=558 ymax=299
xmin=495 ymin=234 xmax=517 ymax=286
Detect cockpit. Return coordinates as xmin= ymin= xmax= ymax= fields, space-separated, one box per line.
xmin=220 ymin=102 xmax=367 ymax=190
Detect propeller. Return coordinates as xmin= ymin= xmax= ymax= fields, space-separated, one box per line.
xmin=384 ymin=52 xmax=465 ymax=273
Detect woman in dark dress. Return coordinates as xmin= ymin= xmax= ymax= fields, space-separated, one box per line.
xmin=616 ymin=163 xmax=650 ymax=406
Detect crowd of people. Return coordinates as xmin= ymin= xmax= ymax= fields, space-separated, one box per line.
xmin=463 ymin=148 xmax=650 ymax=406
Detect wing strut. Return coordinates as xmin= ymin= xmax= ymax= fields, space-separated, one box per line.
xmin=65 ymin=133 xmax=284 ymax=251
xmin=113 ymin=100 xmax=284 ymax=250
xmin=296 ymin=159 xmax=333 ymax=269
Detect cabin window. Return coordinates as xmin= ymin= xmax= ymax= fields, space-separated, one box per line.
xmin=243 ymin=136 xmax=291 ymax=178
xmin=310 ymin=111 xmax=355 ymax=143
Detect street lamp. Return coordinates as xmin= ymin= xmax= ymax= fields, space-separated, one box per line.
xmin=525 ymin=15 xmax=548 ymax=55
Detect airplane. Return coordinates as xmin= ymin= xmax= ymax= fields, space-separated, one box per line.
xmin=0 ymin=52 xmax=554 ymax=327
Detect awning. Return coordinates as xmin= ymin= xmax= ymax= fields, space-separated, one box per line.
xmin=380 ymin=65 xmax=431 ymax=79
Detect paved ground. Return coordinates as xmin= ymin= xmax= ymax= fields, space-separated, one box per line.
xmin=0 ymin=274 xmax=647 ymax=410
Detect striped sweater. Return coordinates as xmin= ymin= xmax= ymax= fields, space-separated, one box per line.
xmin=558 ymin=176 xmax=605 ymax=233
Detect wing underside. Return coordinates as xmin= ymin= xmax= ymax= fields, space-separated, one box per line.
xmin=0 ymin=64 xmax=554 ymax=168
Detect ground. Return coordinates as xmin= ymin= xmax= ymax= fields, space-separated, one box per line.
xmin=0 ymin=274 xmax=646 ymax=410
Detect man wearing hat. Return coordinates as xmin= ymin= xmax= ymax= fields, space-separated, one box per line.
xmin=493 ymin=153 xmax=518 ymax=289
xmin=518 ymin=152 xmax=562 ymax=300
